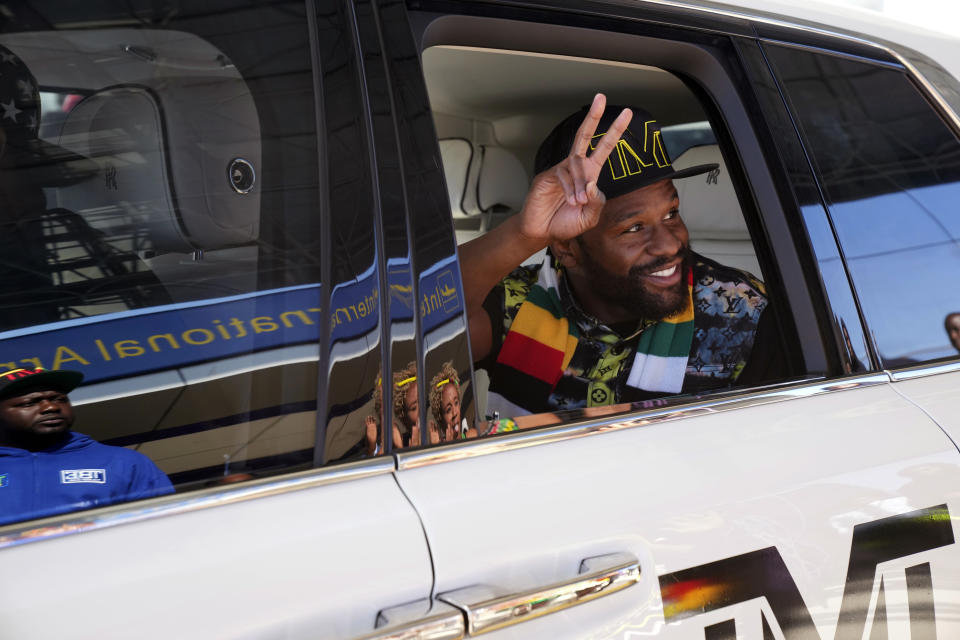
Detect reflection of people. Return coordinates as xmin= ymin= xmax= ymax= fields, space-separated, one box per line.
xmin=462 ymin=94 xmax=767 ymax=416
xmin=428 ymin=362 xmax=475 ymax=442
xmin=0 ymin=367 xmax=174 ymax=525
xmin=945 ymin=312 xmax=960 ymax=353
xmin=364 ymin=361 xmax=421 ymax=455
xmin=391 ymin=362 xmax=421 ymax=446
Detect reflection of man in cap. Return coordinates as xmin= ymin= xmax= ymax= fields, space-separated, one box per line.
xmin=462 ymin=95 xmax=767 ymax=415
xmin=0 ymin=367 xmax=173 ymax=525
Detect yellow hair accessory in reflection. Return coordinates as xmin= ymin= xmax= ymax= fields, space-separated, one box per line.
xmin=397 ymin=376 xmax=416 ymax=387
xmin=436 ymin=378 xmax=450 ymax=388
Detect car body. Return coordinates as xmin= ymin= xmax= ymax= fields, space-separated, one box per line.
xmin=0 ymin=0 xmax=958 ymax=638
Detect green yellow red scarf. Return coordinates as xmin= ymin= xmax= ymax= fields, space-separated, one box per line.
xmin=492 ymin=259 xmax=694 ymax=412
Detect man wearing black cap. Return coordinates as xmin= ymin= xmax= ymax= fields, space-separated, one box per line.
xmin=0 ymin=367 xmax=173 ymax=525
xmin=462 ymin=94 xmax=767 ymax=416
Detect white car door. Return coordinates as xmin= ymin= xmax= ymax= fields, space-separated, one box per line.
xmin=394 ymin=2 xmax=960 ymax=638
xmin=396 ymin=381 xmax=960 ymax=638
xmin=0 ymin=463 xmax=434 ymax=639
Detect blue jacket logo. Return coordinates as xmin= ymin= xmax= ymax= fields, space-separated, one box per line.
xmin=60 ymin=469 xmax=106 ymax=484
xmin=0 ymin=474 xmax=7 ymax=487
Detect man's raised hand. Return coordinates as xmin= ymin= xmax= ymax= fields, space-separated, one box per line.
xmin=518 ymin=93 xmax=632 ymax=245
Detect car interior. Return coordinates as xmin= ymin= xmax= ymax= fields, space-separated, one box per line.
xmin=423 ymin=45 xmax=763 ymax=279
xmin=422 ymin=45 xmax=766 ymax=420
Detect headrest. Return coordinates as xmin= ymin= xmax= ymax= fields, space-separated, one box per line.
xmin=54 ymin=76 xmax=261 ymax=252
xmin=439 ymin=138 xmax=479 ymax=217
xmin=477 ymin=146 xmax=527 ymax=214
xmin=673 ymin=144 xmax=744 ymax=240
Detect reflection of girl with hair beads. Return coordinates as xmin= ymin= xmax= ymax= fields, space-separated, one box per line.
xmin=392 ymin=361 xmax=419 ymax=439
xmin=429 ymin=362 xmax=474 ymax=442
xmin=364 ymin=361 xmax=421 ymax=455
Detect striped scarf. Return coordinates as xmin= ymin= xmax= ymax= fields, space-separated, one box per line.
xmin=492 ymin=258 xmax=694 ymax=413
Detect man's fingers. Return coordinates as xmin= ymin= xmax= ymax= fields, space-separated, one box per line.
xmin=566 ymin=157 xmax=590 ymax=204
xmin=580 ymin=180 xmax=605 ymax=227
xmin=587 ymin=180 xmax=601 ymax=201
xmin=555 ymin=165 xmax=579 ymax=206
xmin=570 ymin=93 xmax=606 ymax=158
xmin=587 ymin=107 xmax=632 ymax=173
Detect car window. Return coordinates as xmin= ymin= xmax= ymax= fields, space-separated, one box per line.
xmin=764 ymin=44 xmax=960 ymax=367
xmin=0 ymin=1 xmax=325 ymax=526
xmin=420 ymin=41 xmax=800 ymax=434
xmin=661 ymin=121 xmax=717 ymax=159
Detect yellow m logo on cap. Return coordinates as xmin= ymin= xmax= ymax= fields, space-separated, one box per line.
xmin=591 ymin=120 xmax=671 ymax=181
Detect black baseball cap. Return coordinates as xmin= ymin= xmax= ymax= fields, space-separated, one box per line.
xmin=0 ymin=367 xmax=84 ymax=400
xmin=535 ymin=103 xmax=718 ymax=200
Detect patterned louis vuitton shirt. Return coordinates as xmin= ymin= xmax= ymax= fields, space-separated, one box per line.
xmin=480 ymin=252 xmax=768 ymax=415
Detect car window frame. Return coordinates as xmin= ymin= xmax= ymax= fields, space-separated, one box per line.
xmin=407 ymin=3 xmax=832 ymax=414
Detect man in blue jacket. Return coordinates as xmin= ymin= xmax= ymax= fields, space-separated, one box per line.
xmin=0 ymin=367 xmax=173 ymax=526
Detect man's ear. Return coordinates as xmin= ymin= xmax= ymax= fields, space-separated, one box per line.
xmin=550 ymin=237 xmax=581 ymax=269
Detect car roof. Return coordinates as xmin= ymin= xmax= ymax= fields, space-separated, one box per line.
xmin=671 ymin=0 xmax=960 ymax=79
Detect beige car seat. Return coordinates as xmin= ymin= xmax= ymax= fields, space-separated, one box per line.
xmin=672 ymin=144 xmax=762 ymax=278
xmin=440 ymin=138 xmax=538 ymax=265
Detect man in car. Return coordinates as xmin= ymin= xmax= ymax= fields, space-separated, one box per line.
xmin=0 ymin=367 xmax=174 ymax=525
xmin=461 ymin=94 xmax=767 ymax=416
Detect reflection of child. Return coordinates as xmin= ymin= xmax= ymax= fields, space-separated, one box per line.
xmin=364 ymin=361 xmax=421 ymax=455
xmin=391 ymin=361 xmax=420 ymax=446
xmin=429 ymin=362 xmax=475 ymax=442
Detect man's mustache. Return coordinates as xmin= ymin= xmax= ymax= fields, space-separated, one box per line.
xmin=628 ymin=245 xmax=690 ymax=278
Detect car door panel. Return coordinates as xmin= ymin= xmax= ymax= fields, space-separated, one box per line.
xmin=396 ymin=382 xmax=960 ymax=638
xmin=891 ymin=369 xmax=960 ymax=450
xmin=383 ymin=2 xmax=960 ymax=637
xmin=0 ymin=467 xmax=432 ymax=639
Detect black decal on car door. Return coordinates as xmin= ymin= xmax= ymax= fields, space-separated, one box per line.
xmin=659 ymin=504 xmax=953 ymax=639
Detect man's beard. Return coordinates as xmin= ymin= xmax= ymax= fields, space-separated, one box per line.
xmin=577 ymin=242 xmax=691 ymax=321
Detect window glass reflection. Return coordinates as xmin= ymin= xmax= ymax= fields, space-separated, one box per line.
xmin=0 ymin=1 xmax=321 ymax=525
xmin=767 ymin=46 xmax=960 ymax=366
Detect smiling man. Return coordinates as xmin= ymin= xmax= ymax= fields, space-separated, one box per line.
xmin=461 ymin=95 xmax=767 ymax=416
xmin=0 ymin=367 xmax=173 ymax=525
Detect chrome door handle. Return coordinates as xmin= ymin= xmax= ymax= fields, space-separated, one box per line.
xmin=437 ymin=552 xmax=640 ymax=635
xmin=354 ymin=600 xmax=464 ymax=640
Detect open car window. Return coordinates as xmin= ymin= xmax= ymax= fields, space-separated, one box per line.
xmin=418 ymin=41 xmax=805 ymax=437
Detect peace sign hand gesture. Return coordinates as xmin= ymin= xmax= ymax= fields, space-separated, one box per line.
xmin=517 ymin=93 xmax=632 ymax=245
xmin=459 ymin=93 xmax=633 ymax=363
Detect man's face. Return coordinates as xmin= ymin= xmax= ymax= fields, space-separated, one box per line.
xmin=0 ymin=387 xmax=74 ymax=448
xmin=946 ymin=314 xmax=960 ymax=352
xmin=572 ymin=179 xmax=690 ymax=322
